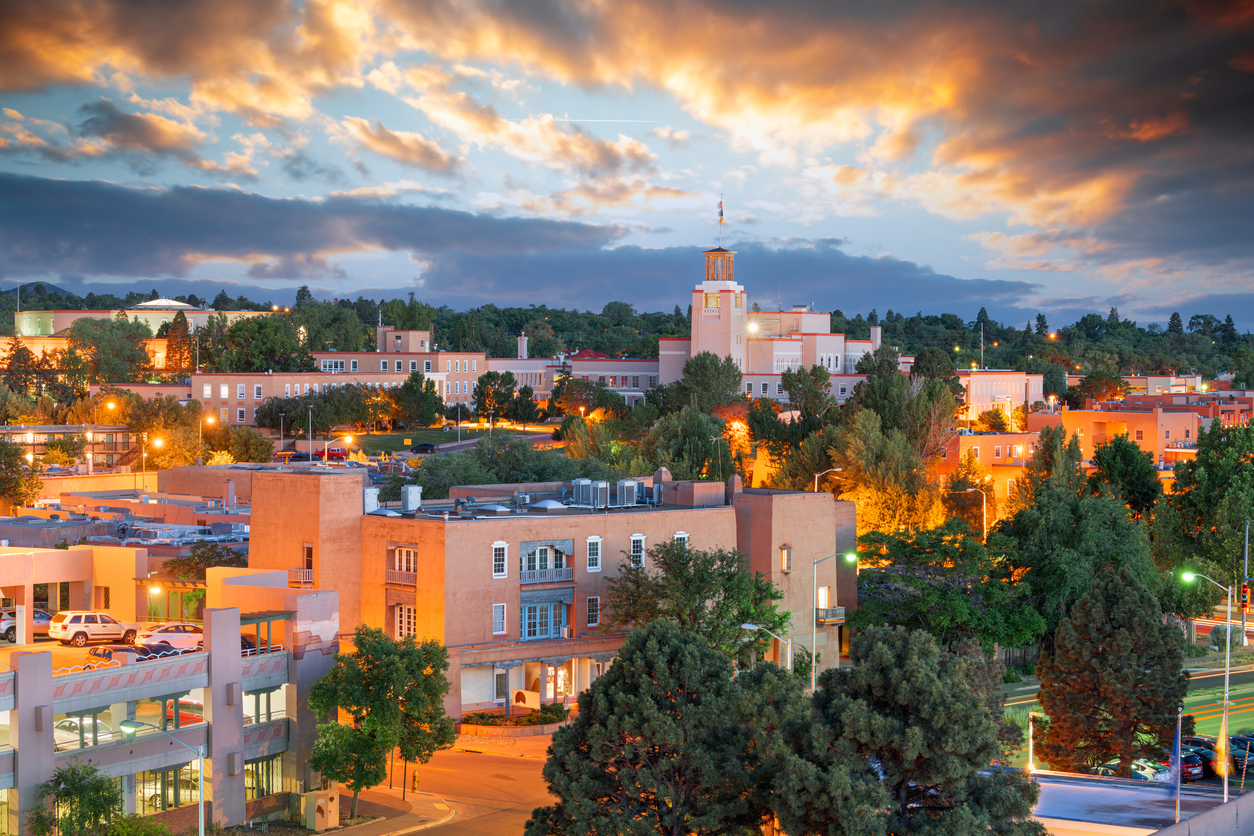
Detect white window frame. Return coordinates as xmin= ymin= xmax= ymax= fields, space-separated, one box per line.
xmin=410 ymin=360 xmax=418 ymax=372
xmin=994 ymin=445 xmax=1002 ymax=459
xmin=675 ymin=531 xmax=689 ymax=549
xmin=202 ymin=383 xmax=212 ymax=398
xmin=424 ymin=360 xmax=432 ymax=373
xmin=761 ymin=383 xmax=768 ymax=395
xmin=587 ymin=596 xmax=600 ymax=627
xmin=254 ymin=384 xmax=262 ymax=400
xmin=586 ymin=536 xmax=602 ymax=572
xmin=395 ymin=547 xmax=417 ymax=573
xmin=237 ymin=384 xmax=245 ymax=400
xmin=630 ymin=535 xmax=645 ymax=568
xmin=492 ymin=603 xmax=507 ymax=635
xmin=350 ymin=359 xmax=358 ymax=372
xmin=220 ymin=383 xmax=229 ymax=399
xmin=472 ymin=360 xmax=477 ymax=372
xmin=972 ymin=447 xmax=980 ymax=459
xmin=492 ymin=541 xmax=508 ymax=578
xmin=396 ymin=604 xmax=417 ymax=638
xmin=284 ymin=384 xmax=290 ymax=398
xmin=817 ymin=586 xmax=830 ymax=609
xmin=237 ymin=408 xmax=245 ymax=423
xmin=781 ymin=545 xmax=792 ymax=573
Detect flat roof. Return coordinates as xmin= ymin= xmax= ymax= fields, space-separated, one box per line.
xmin=1032 ymin=772 xmax=1227 ymax=829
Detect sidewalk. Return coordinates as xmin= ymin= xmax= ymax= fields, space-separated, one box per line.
xmin=451 ymin=731 xmax=554 ymax=759
xmin=338 ymin=787 xmax=456 ymax=836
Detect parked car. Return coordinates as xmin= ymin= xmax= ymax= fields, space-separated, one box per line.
xmin=146 ymin=773 xmax=201 ymax=809
xmin=53 ymin=716 xmax=114 ymax=750
xmin=165 ymin=698 xmax=205 ymax=724
xmin=240 ymin=635 xmax=276 ymax=652
xmin=135 ymin=622 xmax=204 ymax=649
xmin=1182 ymin=735 xmax=1251 ymax=771
xmin=0 ymin=607 xmax=53 ymax=642
xmin=49 ymin=611 xmax=140 ymax=646
xmin=410 ymin=443 xmax=438 ymax=454
xmin=83 ymin=643 xmax=186 ymax=669
xmin=1151 ymin=749 xmax=1206 ymax=782
xmin=1093 ymin=758 xmax=1171 ymax=781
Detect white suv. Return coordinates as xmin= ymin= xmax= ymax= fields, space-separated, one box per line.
xmin=49 ymin=612 xmax=140 ymax=647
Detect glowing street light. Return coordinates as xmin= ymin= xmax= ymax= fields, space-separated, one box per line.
xmin=1182 ymin=571 xmax=1234 ymax=802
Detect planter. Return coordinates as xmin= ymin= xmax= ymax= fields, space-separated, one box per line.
xmin=458 ymin=719 xmax=570 ymax=737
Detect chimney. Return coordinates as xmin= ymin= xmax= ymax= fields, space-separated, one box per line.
xmin=223 ymin=479 xmax=236 ymax=510
xmin=517 ymin=334 xmax=529 ymax=360
xmin=870 ymin=324 xmax=882 ymax=352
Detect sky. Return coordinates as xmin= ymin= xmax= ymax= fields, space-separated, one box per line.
xmin=1 ymin=0 xmax=1253 ymax=327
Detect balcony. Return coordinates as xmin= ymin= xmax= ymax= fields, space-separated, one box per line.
xmin=288 ymin=568 xmax=313 ymax=586
xmin=385 ymin=568 xmax=417 ymax=586
xmin=702 ymin=307 xmax=721 ymax=316
xmin=520 ymin=567 xmax=575 ymax=585
xmin=815 ymin=606 xmax=845 ymax=624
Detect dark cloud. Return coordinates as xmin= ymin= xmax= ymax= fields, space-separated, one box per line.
xmin=0 ymin=172 xmax=626 ymax=279
xmin=279 ymin=148 xmax=345 ymax=183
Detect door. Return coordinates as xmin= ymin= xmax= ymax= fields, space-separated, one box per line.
xmin=82 ymin=614 xmax=100 ymax=639
xmin=97 ymin=614 xmax=121 ymax=640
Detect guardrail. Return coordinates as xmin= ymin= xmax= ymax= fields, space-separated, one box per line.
xmin=385 ymin=569 xmax=417 ymax=586
xmin=242 ymin=643 xmax=285 ymax=658
xmin=287 ymin=568 xmax=313 ymax=585
xmin=520 ymin=567 xmax=574 ymax=585
xmin=815 ymin=607 xmax=845 ymax=623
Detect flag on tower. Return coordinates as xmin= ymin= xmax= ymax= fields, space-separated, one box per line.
xmin=718 ymin=198 xmax=724 ymax=225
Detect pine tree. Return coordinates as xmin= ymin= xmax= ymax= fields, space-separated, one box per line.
xmin=1167 ymin=312 xmax=1184 ymax=334
xmin=1035 ymin=566 xmax=1187 ymax=775
xmin=165 ymin=310 xmax=194 ymax=375
xmin=1035 ymin=313 xmax=1049 ymax=335
xmin=527 ymin=620 xmax=842 ymax=836
xmin=808 ymin=626 xmax=1044 ymax=835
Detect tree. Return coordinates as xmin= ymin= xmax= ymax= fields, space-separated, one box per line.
xmin=1087 ymin=433 xmax=1162 ymax=517
xmin=165 ymin=310 xmax=194 ymax=375
xmin=308 ymin=625 xmax=454 ymax=818
xmin=224 ymin=425 xmax=274 ymax=463
xmin=27 ymin=760 xmax=123 ymax=836
xmin=1167 ymin=312 xmax=1184 ymax=334
xmin=164 ymin=540 xmax=247 ymax=580
xmin=1074 ymin=370 xmax=1131 ymax=403
xmin=67 ymin=315 xmax=153 ymax=382
xmin=675 ymin=351 xmax=742 ymax=413
xmin=811 ymin=626 xmax=1044 ymax=835
xmin=526 ymin=620 xmax=815 ymax=836
xmin=508 ymin=384 xmax=541 ymax=429
xmin=1035 ymin=313 xmax=1049 ymax=336
xmin=852 ymin=521 xmax=1045 ymax=652
xmin=942 ymin=450 xmax=995 ymax=533
xmin=1035 ymin=566 xmax=1187 ymax=775
xmin=637 ymin=406 xmax=733 ymax=481
xmin=976 ymin=408 xmax=1008 ymax=432
xmin=393 ymin=372 xmax=444 ymax=427
xmin=472 ymin=370 xmax=516 ymax=418
xmin=780 ymin=364 xmax=833 ymax=418
xmin=603 ymin=539 xmax=788 ymax=662
xmin=0 ymin=439 xmax=43 ymax=507
xmin=2 ymin=336 xmax=41 ymax=396
xmin=218 ymin=315 xmax=312 ymax=373
xmin=910 ymin=346 xmax=964 ymax=402
xmin=44 ymin=433 xmax=87 ymax=465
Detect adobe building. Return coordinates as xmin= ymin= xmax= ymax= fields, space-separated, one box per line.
xmin=248 ymin=470 xmax=857 ymax=717
xmin=1027 ymin=406 xmax=1200 ymax=469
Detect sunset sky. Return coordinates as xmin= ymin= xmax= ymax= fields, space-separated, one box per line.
xmin=2 ymin=0 xmax=1252 ymax=326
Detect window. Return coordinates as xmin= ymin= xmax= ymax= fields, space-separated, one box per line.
xmin=586 ymin=537 xmax=601 ymax=572
xmin=396 ymin=605 xmax=417 ymax=638
xmin=492 ymin=542 xmax=508 ymax=578
xmin=994 ymin=445 xmax=1002 ymax=459
xmin=522 ymin=602 xmax=566 ymax=640
xmin=94 ymin=586 xmax=110 ymax=609
xmin=781 ymin=546 xmax=792 ymax=573
xmin=350 ymin=360 xmax=358 ymax=372
xmin=220 ymin=384 xmax=229 ymax=399
xmin=817 ymin=586 xmax=830 ymax=609
xmin=746 ymin=382 xmax=753 ymax=394
xmin=587 ymin=597 xmax=600 ymax=627
xmin=1165 ymin=430 xmax=1171 ymax=440
xmin=492 ymin=603 xmax=507 ymax=635
xmin=609 ymin=376 xmax=617 ymax=387
xmin=284 ymin=384 xmax=290 ymax=398
xmin=1185 ymin=429 xmax=1191 ymax=439
xmin=630 ymin=535 xmax=645 ymax=568
xmin=598 ymin=375 xmax=606 ymax=384
xmin=472 ymin=360 xmax=477 ymax=372
xmin=704 ymin=292 xmax=719 ymax=308
xmin=424 ymin=360 xmax=432 ymax=373
xmin=674 ymin=532 xmax=689 ymax=549
xmin=254 ymin=384 xmax=262 ymax=399
xmin=1007 ymin=477 xmax=1016 ymax=495
xmin=237 ymin=408 xmax=245 ymax=423
xmin=410 ymin=360 xmax=417 ymax=372
xmin=455 ymin=360 xmax=461 ymax=372
xmin=649 ymin=376 xmax=657 ymax=388
xmin=237 ymin=384 xmax=245 ymax=400
xmin=380 ymin=360 xmax=387 ymax=372
xmin=776 ymin=383 xmax=784 ymax=395
xmin=972 ymin=447 xmax=980 ymax=459
xmin=203 ymin=383 xmax=212 ymax=398
xmin=303 ymin=544 xmax=313 ymax=570
xmin=1135 ymin=429 xmax=1144 ymax=441
xmin=446 ymin=360 xmax=451 ymax=372
xmin=495 ymin=670 xmax=508 ymax=700
xmin=761 ymin=383 xmax=768 ymax=395
xmin=252 ymin=408 xmax=257 ymax=421
xmin=395 ymin=547 xmax=417 ymax=573
xmin=219 ymin=407 xmax=228 ymax=422
xmin=632 ymin=375 xmax=640 ymax=389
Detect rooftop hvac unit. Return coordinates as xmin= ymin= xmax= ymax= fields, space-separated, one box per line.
xmin=572 ymin=478 xmax=592 ymax=506
xmin=363 ymin=487 xmax=380 ymax=514
xmin=616 ymin=479 xmax=637 ymax=507
xmin=402 ymin=485 xmax=423 ymax=512
xmin=653 ymin=483 xmax=664 ymax=505
xmin=516 ymin=493 xmax=530 ymax=505
xmin=593 ymin=481 xmax=610 ymax=509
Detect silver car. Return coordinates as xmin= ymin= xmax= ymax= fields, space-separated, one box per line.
xmin=0 ymin=607 xmax=53 ymax=643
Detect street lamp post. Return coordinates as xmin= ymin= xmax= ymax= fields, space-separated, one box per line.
xmin=965 ymin=486 xmax=988 ymax=540
xmin=119 ymin=720 xmax=205 ymax=836
xmin=278 ymin=412 xmax=285 ymax=456
xmin=323 ymin=435 xmax=354 ymax=461
xmin=307 ymin=405 xmax=313 ymax=461
xmin=85 ymin=431 xmax=93 ymax=475
xmin=743 ymin=622 xmax=791 ymax=672
xmin=811 ymin=551 xmax=858 ymax=692
xmin=813 ymin=467 xmax=843 ymax=493
xmin=1183 ymin=571 xmax=1233 ymax=802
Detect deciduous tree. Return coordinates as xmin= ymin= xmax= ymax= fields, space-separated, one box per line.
xmin=393 ymin=372 xmax=444 ymax=427
xmin=27 ymin=760 xmax=123 ymax=836
xmin=1035 ymin=566 xmax=1187 ymax=775
xmin=67 ymin=314 xmax=153 ymax=382
xmin=164 ymin=540 xmax=247 ymax=580
xmin=675 ymin=351 xmax=742 ymax=413
xmin=308 ymin=626 xmax=454 ymax=818
xmin=1088 ymin=433 xmax=1162 ymax=517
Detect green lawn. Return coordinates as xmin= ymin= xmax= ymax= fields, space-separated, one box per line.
xmin=352 ymin=428 xmax=518 ymax=454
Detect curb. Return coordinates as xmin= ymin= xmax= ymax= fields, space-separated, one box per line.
xmin=452 ymin=744 xmax=548 ymax=760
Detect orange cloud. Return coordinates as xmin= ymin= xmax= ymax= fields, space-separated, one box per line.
xmin=339 ymin=116 xmax=460 ymax=172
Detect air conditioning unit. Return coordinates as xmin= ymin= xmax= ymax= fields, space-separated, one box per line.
xmin=653 ymin=483 xmax=664 ymax=505
xmin=617 ymin=479 xmax=637 ymax=507
xmin=593 ymin=481 xmax=610 ymax=509
xmin=402 ymin=485 xmax=422 ymax=512
xmin=516 ymin=493 xmax=530 ymax=505
xmin=363 ymin=487 xmax=380 ymax=514
xmin=572 ymin=478 xmax=592 ymax=505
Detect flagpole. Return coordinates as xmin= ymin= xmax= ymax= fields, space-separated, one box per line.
xmin=1225 ymin=582 xmax=1232 ymax=803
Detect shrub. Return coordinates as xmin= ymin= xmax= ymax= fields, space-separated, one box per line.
xmin=464 ymin=702 xmax=569 ymax=727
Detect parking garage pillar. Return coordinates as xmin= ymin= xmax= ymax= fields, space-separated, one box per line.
xmin=204 ymin=608 xmax=246 ymax=828
xmin=11 ymin=651 xmax=55 ymax=836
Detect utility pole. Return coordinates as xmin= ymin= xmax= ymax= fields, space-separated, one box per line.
xmin=1244 ymin=520 xmax=1250 ymax=647
xmin=980 ymin=322 xmax=985 ymax=370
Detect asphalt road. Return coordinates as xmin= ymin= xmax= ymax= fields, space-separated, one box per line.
xmin=409 ymin=749 xmax=552 ymax=836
